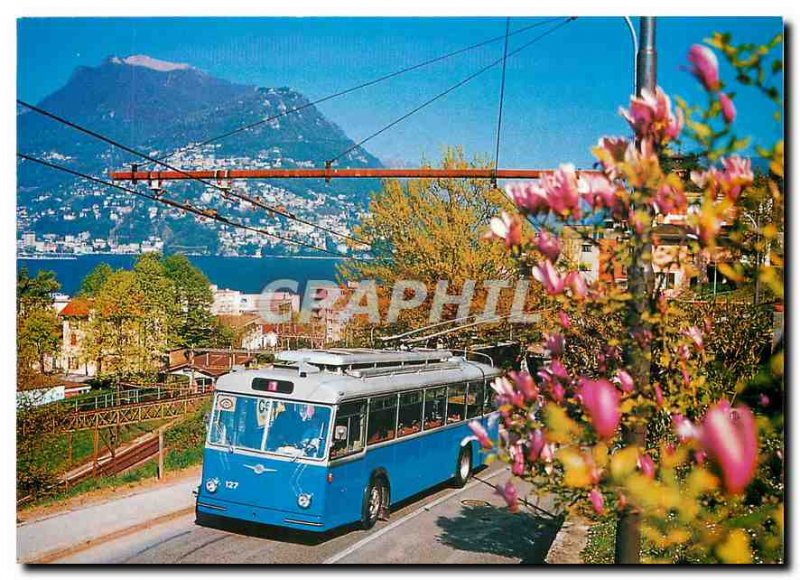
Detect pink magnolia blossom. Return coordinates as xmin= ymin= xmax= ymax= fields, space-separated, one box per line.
xmin=718 ymin=92 xmax=736 ymax=123
xmin=511 ymin=442 xmax=525 ymax=476
xmin=685 ymin=326 xmax=704 ymax=350
xmin=589 ymin=488 xmax=605 ymax=514
xmin=558 ymin=310 xmax=571 ymax=329
xmin=594 ymin=136 xmax=630 ymax=179
xmin=759 ymin=393 xmax=770 ymax=407
xmin=566 ymin=271 xmax=589 ymax=300
xmin=653 ymin=183 xmax=687 ymax=215
xmin=620 ymin=87 xmax=683 ymax=145
xmin=508 ymin=370 xmax=539 ymax=402
xmin=695 ymin=449 xmax=707 ymax=466
xmin=544 ymin=333 xmax=565 ymax=357
xmin=700 ymin=400 xmax=759 ymax=494
xmin=550 ymin=360 xmax=569 ymax=381
xmin=688 ymin=44 xmax=720 ymax=91
xmin=484 ymin=211 xmax=522 ymax=248
xmin=720 ymin=155 xmax=754 ymax=200
xmin=551 ymin=382 xmax=566 ymax=403
xmin=638 ymin=453 xmax=656 ymax=479
xmin=654 ymin=383 xmax=664 ymax=407
xmin=578 ymin=174 xmax=619 ymax=212
xmin=496 ymin=480 xmax=520 ymax=512
xmin=527 ymin=429 xmax=545 ymax=462
xmin=673 ymin=414 xmax=701 ymax=442
xmin=578 ymin=378 xmax=621 ymax=439
xmin=535 ymin=230 xmax=561 ymax=262
xmin=615 ymin=369 xmax=634 ymax=393
xmin=691 ymin=156 xmax=753 ymax=203
xmin=467 ymin=420 xmax=493 ymax=449
xmin=491 ymin=377 xmax=524 ymax=408
xmin=532 ymin=260 xmax=566 ymax=295
xmin=540 ymin=164 xmax=582 ymax=219
xmin=507 ymin=182 xmax=549 ymax=215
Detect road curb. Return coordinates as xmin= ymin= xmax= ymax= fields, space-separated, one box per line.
xmin=545 ymin=516 xmax=590 ymax=564
xmin=25 ymin=506 xmax=195 ymax=564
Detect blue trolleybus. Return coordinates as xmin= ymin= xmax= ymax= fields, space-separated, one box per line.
xmin=195 ymin=348 xmax=502 ymax=532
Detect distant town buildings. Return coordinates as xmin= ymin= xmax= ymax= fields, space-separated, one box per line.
xmin=17 ymin=147 xmax=361 ymax=258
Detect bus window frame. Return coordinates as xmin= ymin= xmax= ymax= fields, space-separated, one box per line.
xmin=330 ymin=398 xmax=368 ymax=460
xmin=205 ymin=391 xmax=333 ymax=463
xmin=446 ymin=383 xmax=467 ymax=424
xmin=396 ymin=389 xmax=424 ymax=438
xmin=422 ymin=386 xmax=447 ymax=431
xmin=366 ymin=393 xmax=399 ymax=446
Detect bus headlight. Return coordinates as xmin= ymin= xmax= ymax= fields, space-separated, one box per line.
xmin=297 ymin=493 xmax=312 ymax=509
xmin=205 ymin=478 xmax=220 ymax=494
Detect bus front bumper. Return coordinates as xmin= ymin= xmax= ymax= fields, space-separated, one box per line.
xmin=195 ymin=496 xmax=327 ymax=532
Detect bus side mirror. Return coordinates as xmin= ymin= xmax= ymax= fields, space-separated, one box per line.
xmin=204 ymin=412 xmax=211 ymax=424
xmin=334 ymin=425 xmax=348 ymax=441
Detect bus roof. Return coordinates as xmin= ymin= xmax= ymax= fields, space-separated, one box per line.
xmin=214 ymin=349 xmax=502 ymax=405
xmin=275 ymin=348 xmax=454 ymax=368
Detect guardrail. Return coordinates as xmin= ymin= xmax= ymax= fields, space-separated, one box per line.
xmin=62 ymin=384 xmax=214 ymax=413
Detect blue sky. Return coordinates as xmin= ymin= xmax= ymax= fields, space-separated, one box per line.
xmin=18 ymin=16 xmax=783 ymax=168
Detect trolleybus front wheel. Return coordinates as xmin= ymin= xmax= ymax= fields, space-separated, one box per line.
xmin=361 ymin=476 xmax=388 ymax=529
xmin=453 ymin=444 xmax=473 ymax=488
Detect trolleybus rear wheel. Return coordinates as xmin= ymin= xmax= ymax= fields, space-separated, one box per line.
xmin=453 ymin=445 xmax=472 ymax=488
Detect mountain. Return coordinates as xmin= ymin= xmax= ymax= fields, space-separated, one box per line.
xmin=17 ymin=55 xmax=382 ymax=256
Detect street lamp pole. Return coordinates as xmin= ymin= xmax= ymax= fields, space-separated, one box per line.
xmin=615 ymin=16 xmax=657 ymax=566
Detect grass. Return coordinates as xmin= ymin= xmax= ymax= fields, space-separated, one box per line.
xmin=581 ymin=518 xmax=616 ymax=564
xmin=27 ymin=419 xmax=169 ymax=476
xmin=20 ymin=401 xmax=211 ymax=511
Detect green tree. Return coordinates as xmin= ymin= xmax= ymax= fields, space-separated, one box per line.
xmin=17 ymin=267 xmax=59 ymax=317
xmin=162 ymin=254 xmax=217 ymax=347
xmin=339 ymin=148 xmax=524 ymax=342
xmin=18 ymin=308 xmax=61 ymax=374
xmin=17 ymin=268 xmax=61 ymax=382
xmin=78 ymin=263 xmax=113 ymax=297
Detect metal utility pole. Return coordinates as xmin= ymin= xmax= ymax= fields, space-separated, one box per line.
xmin=615 ymin=16 xmax=656 ymax=566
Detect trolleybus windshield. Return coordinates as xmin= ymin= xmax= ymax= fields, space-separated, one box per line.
xmin=208 ymin=393 xmax=331 ymax=460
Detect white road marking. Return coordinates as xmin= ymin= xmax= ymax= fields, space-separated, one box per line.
xmin=323 ymin=466 xmax=509 ymax=564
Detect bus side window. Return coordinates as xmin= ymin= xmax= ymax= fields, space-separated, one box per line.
xmin=446 ymin=383 xmax=466 ymax=424
xmin=397 ymin=391 xmax=423 ymax=437
xmin=423 ymin=387 xmax=447 ymax=430
xmin=367 ymin=394 xmax=398 ymax=445
xmin=466 ymin=382 xmax=484 ymax=419
xmin=330 ymin=400 xmax=366 ymax=459
xmin=484 ymin=381 xmax=497 ymax=414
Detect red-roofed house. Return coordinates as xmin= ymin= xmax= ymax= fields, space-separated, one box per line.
xmin=164 ymin=349 xmax=255 ymax=387
xmin=59 ymin=297 xmax=96 ymax=376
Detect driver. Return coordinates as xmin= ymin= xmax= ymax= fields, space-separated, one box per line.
xmin=300 ymin=405 xmax=327 ymax=458
xmin=267 ymin=405 xmax=302 ymax=449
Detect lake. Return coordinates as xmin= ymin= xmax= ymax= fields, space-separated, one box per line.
xmin=17 ymin=254 xmax=345 ymax=295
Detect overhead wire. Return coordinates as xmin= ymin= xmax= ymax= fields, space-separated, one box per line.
xmin=17 ymin=99 xmax=370 ymax=247
xmin=152 ymin=17 xmax=565 ymax=164
xmin=16 ymin=152 xmax=358 ymax=259
xmin=493 ymin=18 xmax=512 ymax=182
xmin=327 ymin=17 xmax=576 ymax=165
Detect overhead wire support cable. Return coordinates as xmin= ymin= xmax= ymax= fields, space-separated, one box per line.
xmin=16 ymin=152 xmax=355 ymax=258
xmin=152 ymin=17 xmax=564 ymax=164
xmin=16 ymin=99 xmax=370 ymax=248
xmin=492 ymin=17 xmax=512 ymax=186
xmin=327 ymin=17 xmax=576 ymax=166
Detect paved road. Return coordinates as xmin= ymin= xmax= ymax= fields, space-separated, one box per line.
xmin=45 ymin=467 xmax=561 ymax=564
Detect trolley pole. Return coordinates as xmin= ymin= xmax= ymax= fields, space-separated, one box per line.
xmin=614 ymin=16 xmax=656 ymax=566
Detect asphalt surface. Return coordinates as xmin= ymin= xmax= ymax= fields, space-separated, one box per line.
xmin=47 ymin=467 xmax=561 ymax=565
